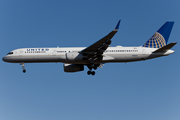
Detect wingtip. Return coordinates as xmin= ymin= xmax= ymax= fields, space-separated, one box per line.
xmin=114 ymin=20 xmax=121 ymax=31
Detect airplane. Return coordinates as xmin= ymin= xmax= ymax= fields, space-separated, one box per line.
xmin=2 ymin=20 xmax=177 ymax=75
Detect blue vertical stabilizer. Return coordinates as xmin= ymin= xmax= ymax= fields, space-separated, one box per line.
xmin=143 ymin=22 xmax=174 ymax=48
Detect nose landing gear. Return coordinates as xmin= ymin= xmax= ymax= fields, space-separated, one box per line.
xmin=20 ymin=63 xmax=26 ymax=73
xmin=23 ymin=69 xmax=26 ymax=73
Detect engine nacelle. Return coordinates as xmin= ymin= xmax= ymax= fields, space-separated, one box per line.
xmin=66 ymin=52 xmax=83 ymax=62
xmin=63 ymin=64 xmax=84 ymax=72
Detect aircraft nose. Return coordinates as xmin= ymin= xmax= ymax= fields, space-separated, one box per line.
xmin=2 ymin=56 xmax=9 ymax=62
xmin=2 ymin=56 xmax=6 ymax=62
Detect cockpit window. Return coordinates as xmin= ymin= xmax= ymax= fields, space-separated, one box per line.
xmin=7 ymin=52 xmax=13 ymax=55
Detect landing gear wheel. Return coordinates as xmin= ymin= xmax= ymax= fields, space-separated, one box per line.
xmin=87 ymin=71 xmax=95 ymax=76
xmin=23 ymin=69 xmax=26 ymax=73
xmin=20 ymin=63 xmax=26 ymax=73
xmin=91 ymin=71 xmax=95 ymax=76
xmin=87 ymin=71 xmax=91 ymax=75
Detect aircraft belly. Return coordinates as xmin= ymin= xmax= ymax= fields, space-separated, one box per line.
xmin=26 ymin=55 xmax=67 ymax=63
xmin=5 ymin=55 xmax=67 ymax=63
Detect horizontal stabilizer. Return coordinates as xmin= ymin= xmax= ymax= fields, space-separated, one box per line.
xmin=153 ymin=42 xmax=177 ymax=53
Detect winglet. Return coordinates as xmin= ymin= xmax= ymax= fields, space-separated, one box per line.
xmin=114 ymin=20 xmax=121 ymax=31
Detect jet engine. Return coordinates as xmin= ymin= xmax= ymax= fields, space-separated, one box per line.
xmin=63 ymin=64 xmax=84 ymax=72
xmin=66 ymin=52 xmax=83 ymax=62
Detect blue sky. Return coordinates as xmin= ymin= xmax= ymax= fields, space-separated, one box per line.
xmin=0 ymin=0 xmax=180 ymax=120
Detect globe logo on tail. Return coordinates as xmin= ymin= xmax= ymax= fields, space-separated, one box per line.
xmin=143 ymin=32 xmax=166 ymax=48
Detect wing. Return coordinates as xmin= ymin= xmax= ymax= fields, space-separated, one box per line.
xmin=81 ymin=20 xmax=120 ymax=60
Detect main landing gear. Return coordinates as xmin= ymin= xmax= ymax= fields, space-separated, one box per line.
xmin=20 ymin=63 xmax=26 ymax=73
xmin=87 ymin=70 xmax=95 ymax=76
xmin=87 ymin=64 xmax=98 ymax=76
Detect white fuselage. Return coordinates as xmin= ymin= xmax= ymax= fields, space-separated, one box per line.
xmin=2 ymin=46 xmax=174 ymax=64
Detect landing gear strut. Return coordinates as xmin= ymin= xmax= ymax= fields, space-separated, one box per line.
xmin=86 ymin=64 xmax=99 ymax=76
xmin=20 ymin=63 xmax=26 ymax=73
